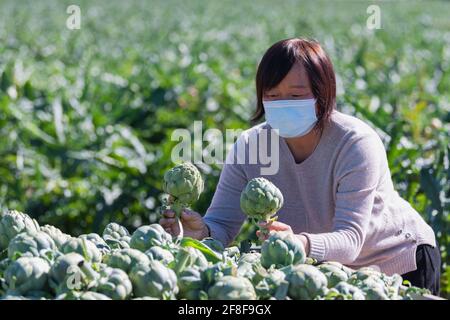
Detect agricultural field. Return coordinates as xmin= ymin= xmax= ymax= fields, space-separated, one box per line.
xmin=0 ymin=0 xmax=449 ymax=298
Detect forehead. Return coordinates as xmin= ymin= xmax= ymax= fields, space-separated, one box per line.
xmin=270 ymin=61 xmax=311 ymax=89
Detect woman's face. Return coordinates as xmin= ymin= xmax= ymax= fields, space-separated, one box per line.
xmin=263 ymin=61 xmax=315 ymax=101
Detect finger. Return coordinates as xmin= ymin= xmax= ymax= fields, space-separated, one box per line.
xmin=159 ymin=218 xmax=176 ymax=226
xmin=163 ymin=210 xmax=175 ymax=218
xmin=181 ymin=209 xmax=198 ymax=220
xmin=267 ymin=221 xmax=291 ymax=231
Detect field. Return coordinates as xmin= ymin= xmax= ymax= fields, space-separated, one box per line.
xmin=0 ymin=0 xmax=449 ymax=297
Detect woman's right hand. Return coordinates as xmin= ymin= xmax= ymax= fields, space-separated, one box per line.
xmin=159 ymin=209 xmax=209 ymax=240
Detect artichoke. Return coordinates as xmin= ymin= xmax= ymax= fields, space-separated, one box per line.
xmin=254 ymin=269 xmax=289 ymax=300
xmin=173 ymin=246 xmax=209 ymax=274
xmin=202 ymin=262 xmax=237 ymax=289
xmin=61 ymin=237 xmax=102 ymax=263
xmin=240 ymin=178 xmax=283 ymax=237
xmin=129 ymin=260 xmax=178 ymax=299
xmin=102 ymin=223 xmax=131 ymax=249
xmin=103 ymin=248 xmax=150 ymax=274
xmin=145 ymin=246 xmax=174 ymax=266
xmin=94 ymin=266 xmax=133 ymax=300
xmin=238 ymin=252 xmax=261 ymax=265
xmin=286 ymin=264 xmax=328 ymax=300
xmin=207 ymin=276 xmax=256 ymax=300
xmin=177 ymin=267 xmax=206 ymax=300
xmin=130 ymin=224 xmax=172 ymax=252
xmin=162 ymin=162 xmax=204 ymax=237
xmin=49 ymin=252 xmax=99 ymax=294
xmin=317 ymin=264 xmax=349 ymax=288
xmin=0 ymin=210 xmax=40 ymax=250
xmin=79 ymin=233 xmax=111 ymax=255
xmin=7 ymin=231 xmax=57 ymax=260
xmin=330 ymin=281 xmax=365 ymax=300
xmin=40 ymin=224 xmax=72 ymax=249
xmin=260 ymin=231 xmax=306 ymax=268
xmin=3 ymin=257 xmax=50 ymax=295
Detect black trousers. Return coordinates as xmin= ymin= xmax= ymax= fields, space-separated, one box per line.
xmin=401 ymin=244 xmax=441 ymax=296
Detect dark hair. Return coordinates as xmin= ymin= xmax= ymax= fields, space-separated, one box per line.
xmin=253 ymin=37 xmax=336 ymax=134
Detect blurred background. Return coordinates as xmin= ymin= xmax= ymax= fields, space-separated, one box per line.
xmin=0 ymin=0 xmax=448 ymax=295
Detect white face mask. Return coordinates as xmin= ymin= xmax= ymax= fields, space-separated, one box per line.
xmin=263 ymin=98 xmax=318 ymax=138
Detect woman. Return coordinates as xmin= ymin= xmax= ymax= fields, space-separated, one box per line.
xmin=160 ymin=37 xmax=441 ymax=295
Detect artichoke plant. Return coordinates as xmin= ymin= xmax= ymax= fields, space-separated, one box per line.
xmin=0 ymin=210 xmax=40 ymax=250
xmin=3 ymin=256 xmax=50 ymax=296
xmin=94 ymin=266 xmax=132 ymax=300
xmin=102 ymin=223 xmax=131 ymax=249
xmin=326 ymin=281 xmax=365 ymax=300
xmin=207 ymin=276 xmax=256 ymax=300
xmin=162 ymin=162 xmax=204 ymax=237
xmin=201 ymin=238 xmax=225 ymax=254
xmin=286 ymin=264 xmax=328 ymax=300
xmin=40 ymin=225 xmax=72 ymax=250
xmin=129 ymin=260 xmax=179 ymax=299
xmin=61 ymin=238 xmax=102 ymax=263
xmin=260 ymin=231 xmax=306 ymax=268
xmin=130 ymin=224 xmax=172 ymax=252
xmin=240 ymin=177 xmax=283 ymax=238
xmin=56 ymin=291 xmax=111 ymax=300
xmin=103 ymin=248 xmax=150 ymax=275
xmin=173 ymin=246 xmax=209 ymax=274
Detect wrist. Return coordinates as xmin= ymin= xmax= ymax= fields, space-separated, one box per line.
xmin=297 ymin=234 xmax=310 ymax=255
xmin=200 ymin=222 xmax=211 ymax=239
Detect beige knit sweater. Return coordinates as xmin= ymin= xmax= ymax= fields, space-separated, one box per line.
xmin=203 ymin=110 xmax=436 ymax=275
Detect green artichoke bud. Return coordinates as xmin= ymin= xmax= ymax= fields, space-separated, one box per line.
xmin=331 ymin=281 xmax=365 ymax=300
xmin=254 ymin=269 xmax=289 ymax=300
xmin=240 ymin=177 xmax=283 ymax=221
xmin=240 ymin=178 xmax=283 ymax=238
xmin=94 ymin=266 xmax=133 ymax=300
xmin=162 ymin=162 xmax=204 ymax=237
xmin=3 ymin=257 xmax=50 ymax=295
xmin=202 ymin=261 xmax=237 ymax=289
xmin=129 ymin=260 xmax=179 ymax=299
xmin=207 ymin=276 xmax=257 ymax=300
xmin=7 ymin=231 xmax=57 ymax=260
xmin=145 ymin=246 xmax=174 ymax=266
xmin=260 ymin=231 xmax=306 ymax=268
xmin=320 ymin=261 xmax=353 ymax=277
xmin=350 ymin=266 xmax=382 ymax=281
xmin=286 ymin=264 xmax=328 ymax=300
xmin=0 ymin=210 xmax=40 ymax=250
xmin=102 ymin=223 xmax=131 ymax=249
xmin=61 ymin=237 xmax=102 ymax=263
xmin=130 ymin=224 xmax=172 ymax=252
xmin=56 ymin=291 xmax=112 ymax=300
xmin=79 ymin=233 xmax=111 ymax=255
xmin=103 ymin=248 xmax=150 ymax=274
xmin=163 ymin=162 xmax=204 ymax=209
xmin=49 ymin=253 xmax=99 ymax=294
xmin=173 ymin=246 xmax=209 ymax=274
xmin=177 ymin=267 xmax=206 ymax=300
xmin=224 ymin=246 xmax=241 ymax=261
xmin=40 ymin=224 xmax=72 ymax=249
xmin=238 ymin=252 xmax=261 ymax=265
xmin=317 ymin=264 xmax=349 ymax=288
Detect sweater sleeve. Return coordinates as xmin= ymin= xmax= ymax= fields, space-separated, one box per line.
xmin=301 ymin=133 xmax=381 ymax=264
xmin=203 ymin=142 xmax=248 ymax=246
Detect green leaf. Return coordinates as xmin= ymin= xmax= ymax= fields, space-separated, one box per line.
xmin=179 ymin=237 xmax=221 ymax=263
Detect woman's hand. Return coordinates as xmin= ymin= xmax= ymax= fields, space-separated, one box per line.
xmin=257 ymin=221 xmax=310 ymax=255
xmin=159 ymin=209 xmax=209 ymax=240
